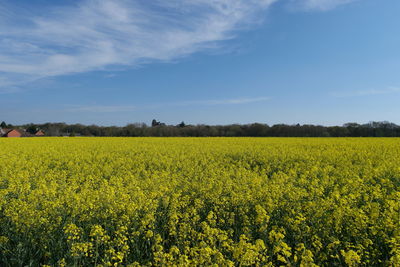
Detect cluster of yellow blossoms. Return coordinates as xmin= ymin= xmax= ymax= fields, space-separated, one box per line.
xmin=0 ymin=137 xmax=399 ymax=266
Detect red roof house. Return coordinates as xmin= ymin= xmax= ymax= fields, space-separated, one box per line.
xmin=0 ymin=128 xmax=36 ymax=137
xmin=3 ymin=129 xmax=22 ymax=137
xmin=35 ymin=130 xmax=45 ymax=136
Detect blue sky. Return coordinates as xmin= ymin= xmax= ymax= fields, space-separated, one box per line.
xmin=1 ymin=0 xmax=399 ymax=126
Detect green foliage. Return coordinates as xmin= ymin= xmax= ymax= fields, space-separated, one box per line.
xmin=0 ymin=137 xmax=399 ymax=266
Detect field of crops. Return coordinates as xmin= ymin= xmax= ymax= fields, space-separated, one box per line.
xmin=0 ymin=137 xmax=399 ymax=266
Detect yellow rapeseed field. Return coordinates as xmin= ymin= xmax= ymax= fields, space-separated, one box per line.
xmin=0 ymin=137 xmax=399 ymax=266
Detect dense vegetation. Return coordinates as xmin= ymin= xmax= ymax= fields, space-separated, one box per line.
xmin=2 ymin=120 xmax=400 ymax=137
xmin=0 ymin=137 xmax=399 ymax=266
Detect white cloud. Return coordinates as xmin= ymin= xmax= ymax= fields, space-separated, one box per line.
xmin=179 ymin=96 xmax=271 ymax=106
xmin=66 ymin=96 xmax=270 ymax=113
xmin=290 ymin=0 xmax=357 ymax=11
xmin=0 ymin=0 xmax=276 ymax=89
xmin=331 ymin=86 xmax=400 ymax=97
xmin=0 ymin=0 xmax=361 ymax=91
xmin=67 ymin=105 xmax=137 ymax=113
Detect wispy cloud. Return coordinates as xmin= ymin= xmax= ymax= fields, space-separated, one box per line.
xmin=291 ymin=0 xmax=358 ymax=11
xmin=0 ymin=0 xmax=277 ymax=90
xmin=66 ymin=96 xmax=270 ymax=113
xmin=104 ymin=73 xmax=117 ymax=78
xmin=0 ymin=0 xmax=362 ymax=92
xmin=67 ymin=105 xmax=137 ymax=113
xmin=331 ymin=86 xmax=400 ymax=97
xmin=178 ymin=96 xmax=271 ymax=106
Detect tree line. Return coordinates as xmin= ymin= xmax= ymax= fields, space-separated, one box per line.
xmin=2 ymin=120 xmax=400 ymax=137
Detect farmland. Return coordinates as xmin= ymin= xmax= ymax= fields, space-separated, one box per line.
xmin=0 ymin=137 xmax=399 ymax=266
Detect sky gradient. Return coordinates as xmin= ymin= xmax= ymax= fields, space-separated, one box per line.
xmin=1 ymin=0 xmax=399 ymax=126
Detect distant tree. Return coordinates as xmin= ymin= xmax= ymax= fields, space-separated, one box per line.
xmin=247 ymin=123 xmax=268 ymax=137
xmin=46 ymin=126 xmax=61 ymax=136
xmin=343 ymin=122 xmax=360 ymax=128
xmin=151 ymin=119 xmax=165 ymax=127
xmin=6 ymin=120 xmax=400 ymax=137
xmin=151 ymin=119 xmax=160 ymax=127
xmin=328 ymin=126 xmax=349 ymax=137
xmin=0 ymin=121 xmax=6 ymax=128
xmin=26 ymin=124 xmax=38 ymax=134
